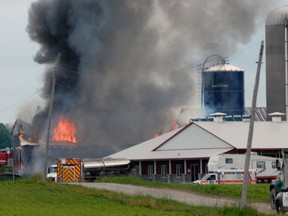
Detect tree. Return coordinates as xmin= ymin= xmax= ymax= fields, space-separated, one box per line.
xmin=0 ymin=123 xmax=12 ymax=149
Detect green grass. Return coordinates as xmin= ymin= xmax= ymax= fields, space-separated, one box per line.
xmin=98 ymin=176 xmax=270 ymax=202
xmin=0 ymin=176 xmax=268 ymax=216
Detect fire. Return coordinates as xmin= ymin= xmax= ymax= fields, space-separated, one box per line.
xmin=171 ymin=120 xmax=179 ymax=130
xmin=19 ymin=133 xmax=39 ymax=143
xmin=154 ymin=120 xmax=179 ymax=138
xmin=52 ymin=116 xmax=77 ymax=143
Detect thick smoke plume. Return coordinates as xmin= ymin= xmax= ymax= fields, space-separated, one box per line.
xmin=27 ymin=0 xmax=271 ymax=156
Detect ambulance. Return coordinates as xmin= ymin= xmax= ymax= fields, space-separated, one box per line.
xmin=192 ymin=170 xmax=257 ymax=184
xmin=208 ymin=153 xmax=281 ymax=182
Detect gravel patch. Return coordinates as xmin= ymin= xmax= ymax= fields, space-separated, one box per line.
xmin=72 ymin=182 xmax=275 ymax=215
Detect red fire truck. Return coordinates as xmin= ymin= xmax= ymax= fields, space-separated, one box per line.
xmin=0 ymin=147 xmax=22 ymax=177
xmin=0 ymin=148 xmax=13 ymax=166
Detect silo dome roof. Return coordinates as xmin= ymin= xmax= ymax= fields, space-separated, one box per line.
xmin=205 ymin=64 xmax=243 ymax=72
xmin=266 ymin=5 xmax=288 ymax=26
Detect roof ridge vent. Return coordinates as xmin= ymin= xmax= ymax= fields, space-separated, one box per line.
xmin=210 ymin=112 xmax=227 ymax=123
xmin=268 ymin=112 xmax=285 ymax=122
xmin=242 ymin=115 xmax=251 ymax=122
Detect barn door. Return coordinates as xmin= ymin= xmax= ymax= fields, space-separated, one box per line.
xmin=190 ymin=164 xmax=199 ymax=182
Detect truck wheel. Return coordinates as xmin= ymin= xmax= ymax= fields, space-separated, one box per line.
xmin=270 ymin=189 xmax=276 ymax=209
xmin=276 ymin=204 xmax=280 ymax=214
xmin=276 ymin=201 xmax=284 ymax=214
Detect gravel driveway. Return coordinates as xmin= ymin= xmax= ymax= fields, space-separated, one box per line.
xmin=72 ymin=182 xmax=275 ymax=215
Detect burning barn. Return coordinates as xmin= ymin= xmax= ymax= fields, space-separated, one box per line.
xmin=13 ymin=118 xmax=79 ymax=176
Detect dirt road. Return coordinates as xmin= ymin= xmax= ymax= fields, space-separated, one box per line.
xmin=72 ymin=182 xmax=275 ymax=215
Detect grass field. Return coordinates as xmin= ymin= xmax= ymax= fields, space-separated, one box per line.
xmin=0 ymin=176 xmax=272 ymax=216
xmin=98 ymin=176 xmax=271 ymax=202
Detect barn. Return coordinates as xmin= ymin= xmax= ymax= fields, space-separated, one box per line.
xmin=107 ymin=116 xmax=288 ymax=183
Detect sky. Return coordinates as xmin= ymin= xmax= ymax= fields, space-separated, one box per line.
xmin=0 ymin=1 xmax=45 ymax=125
xmin=1 ymin=0 xmax=288 ymax=125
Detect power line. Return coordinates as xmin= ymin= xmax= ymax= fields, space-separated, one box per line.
xmin=0 ymin=75 xmax=42 ymax=100
xmin=55 ymin=66 xmax=78 ymax=74
xmin=0 ymin=92 xmax=39 ymax=112
xmin=230 ymin=41 xmax=262 ymax=57
xmin=55 ymin=82 xmax=85 ymax=92
xmin=241 ymin=62 xmax=261 ymax=70
xmin=55 ymin=65 xmax=97 ymax=77
xmin=229 ymin=41 xmax=262 ymax=63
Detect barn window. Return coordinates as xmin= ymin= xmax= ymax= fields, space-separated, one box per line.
xmin=176 ymin=164 xmax=182 ymax=178
xmin=257 ymin=161 xmax=265 ymax=169
xmin=161 ymin=165 xmax=167 ymax=178
xmin=225 ymin=158 xmax=233 ymax=164
xmin=148 ymin=165 xmax=153 ymax=179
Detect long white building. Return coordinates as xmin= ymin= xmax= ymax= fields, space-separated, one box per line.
xmin=108 ymin=117 xmax=287 ymax=183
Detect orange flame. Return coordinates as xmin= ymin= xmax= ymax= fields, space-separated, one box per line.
xmin=171 ymin=120 xmax=179 ymax=130
xmin=52 ymin=116 xmax=77 ymax=143
xmin=154 ymin=120 xmax=179 ymax=138
xmin=154 ymin=133 xmax=159 ymax=138
xmin=18 ymin=133 xmax=39 ymax=143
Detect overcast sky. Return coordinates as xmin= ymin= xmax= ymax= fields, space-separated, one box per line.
xmin=0 ymin=1 xmax=45 ymax=125
xmin=0 ymin=0 xmax=288 ymax=125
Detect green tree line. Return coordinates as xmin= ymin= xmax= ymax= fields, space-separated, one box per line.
xmin=0 ymin=123 xmax=12 ymax=149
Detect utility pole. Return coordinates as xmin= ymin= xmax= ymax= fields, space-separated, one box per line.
xmin=43 ymin=69 xmax=56 ymax=180
xmin=11 ymin=119 xmax=18 ymax=182
xmin=240 ymin=40 xmax=264 ymax=208
xmin=12 ymin=133 xmax=15 ymax=182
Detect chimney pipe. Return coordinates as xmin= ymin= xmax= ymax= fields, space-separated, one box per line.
xmin=268 ymin=112 xmax=285 ymax=122
xmin=210 ymin=112 xmax=227 ymax=123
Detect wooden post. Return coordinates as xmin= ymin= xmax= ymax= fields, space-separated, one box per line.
xmin=240 ymin=41 xmax=264 ymax=208
xmin=43 ymin=69 xmax=56 ymax=180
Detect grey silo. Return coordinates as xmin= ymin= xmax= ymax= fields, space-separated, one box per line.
xmin=266 ymin=5 xmax=288 ymax=121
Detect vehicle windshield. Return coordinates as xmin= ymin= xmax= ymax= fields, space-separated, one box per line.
xmin=49 ymin=167 xmax=57 ymax=173
xmin=202 ymin=174 xmax=216 ymax=180
xmin=201 ymin=174 xmax=211 ymax=180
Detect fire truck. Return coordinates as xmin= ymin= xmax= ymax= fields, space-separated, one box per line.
xmin=0 ymin=148 xmax=13 ymax=166
xmin=47 ymin=158 xmax=131 ymax=182
xmin=0 ymin=147 xmax=22 ymax=177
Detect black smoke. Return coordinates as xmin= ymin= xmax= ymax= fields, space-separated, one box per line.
xmin=27 ymin=0 xmax=272 ymax=156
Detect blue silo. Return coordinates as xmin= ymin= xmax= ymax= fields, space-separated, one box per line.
xmin=202 ymin=64 xmax=244 ymax=116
